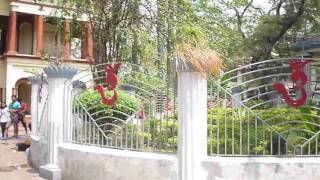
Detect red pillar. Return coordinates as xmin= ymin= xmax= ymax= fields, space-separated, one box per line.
xmin=35 ymin=15 xmax=44 ymax=57
xmin=63 ymin=20 xmax=71 ymax=60
xmin=86 ymin=23 xmax=93 ymax=63
xmin=6 ymin=11 xmax=17 ymax=55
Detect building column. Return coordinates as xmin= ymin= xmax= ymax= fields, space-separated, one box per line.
xmin=172 ymin=59 xmax=208 ymax=180
xmin=39 ymin=66 xmax=77 ymax=180
xmin=28 ymin=76 xmax=40 ymax=135
xmin=35 ymin=15 xmax=44 ymax=57
xmin=6 ymin=11 xmax=17 ymax=55
xmin=63 ymin=20 xmax=71 ymax=60
xmin=86 ymin=23 xmax=93 ymax=63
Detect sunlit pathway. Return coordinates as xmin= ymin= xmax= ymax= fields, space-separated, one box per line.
xmin=0 ymin=125 xmax=44 ymax=180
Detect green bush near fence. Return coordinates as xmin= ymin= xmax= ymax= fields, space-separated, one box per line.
xmin=123 ymin=107 xmax=319 ymax=155
xmin=75 ymin=90 xmax=319 ymax=155
xmin=76 ymin=89 xmax=141 ymax=126
xmin=124 ymin=119 xmax=178 ymax=153
xmin=209 ymin=107 xmax=319 ymax=155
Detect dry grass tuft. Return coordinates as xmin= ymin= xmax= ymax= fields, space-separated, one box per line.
xmin=175 ymin=43 xmax=224 ymax=76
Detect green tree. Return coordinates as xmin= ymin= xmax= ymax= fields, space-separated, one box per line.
xmin=57 ymin=0 xmax=320 ymax=69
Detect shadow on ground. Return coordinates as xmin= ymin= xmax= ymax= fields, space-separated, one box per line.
xmin=0 ymin=124 xmax=44 ymax=180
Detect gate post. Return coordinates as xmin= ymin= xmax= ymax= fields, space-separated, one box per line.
xmin=39 ymin=66 xmax=77 ymax=180
xmin=28 ymin=76 xmax=40 ymax=135
xmin=173 ymin=59 xmax=208 ymax=180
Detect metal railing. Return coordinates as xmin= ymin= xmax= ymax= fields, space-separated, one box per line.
xmin=66 ymin=63 xmax=178 ymax=153
xmin=71 ymin=98 xmax=177 ymax=153
xmin=208 ymin=58 xmax=320 ymax=156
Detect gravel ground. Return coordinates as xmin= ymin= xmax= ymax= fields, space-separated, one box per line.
xmin=0 ymin=125 xmax=45 ymax=180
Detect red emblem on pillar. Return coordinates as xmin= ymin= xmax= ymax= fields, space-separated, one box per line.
xmin=273 ymin=59 xmax=312 ymax=108
xmin=96 ymin=63 xmax=121 ymax=106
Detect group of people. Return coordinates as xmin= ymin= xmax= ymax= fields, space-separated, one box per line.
xmin=0 ymin=95 xmax=31 ymax=140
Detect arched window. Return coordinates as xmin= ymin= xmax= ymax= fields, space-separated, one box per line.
xmin=15 ymin=78 xmax=31 ymax=111
xmin=18 ymin=22 xmax=33 ymax=55
xmin=43 ymin=23 xmax=62 ymax=56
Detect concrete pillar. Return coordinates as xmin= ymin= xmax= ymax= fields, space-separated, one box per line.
xmin=172 ymin=59 xmax=208 ymax=180
xmin=38 ymin=76 xmax=49 ymax=137
xmin=6 ymin=11 xmax=17 ymax=55
xmin=39 ymin=66 xmax=77 ymax=180
xmin=64 ymin=80 xmax=80 ymax=142
xmin=28 ymin=76 xmax=40 ymax=135
xmin=63 ymin=20 xmax=71 ymax=61
xmin=232 ymin=87 xmax=242 ymax=108
xmin=35 ymin=15 xmax=44 ymax=57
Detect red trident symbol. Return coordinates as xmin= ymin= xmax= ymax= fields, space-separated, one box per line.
xmin=273 ymin=59 xmax=312 ymax=108
xmin=96 ymin=63 xmax=121 ymax=106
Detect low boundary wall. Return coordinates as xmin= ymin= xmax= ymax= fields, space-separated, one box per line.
xmin=30 ymin=138 xmax=320 ymax=180
xmin=29 ymin=136 xmax=48 ymax=170
xmin=57 ymin=143 xmax=178 ymax=180
xmin=204 ymin=157 xmax=320 ymax=180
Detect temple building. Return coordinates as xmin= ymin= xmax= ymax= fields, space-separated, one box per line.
xmin=0 ymin=0 xmax=93 ymax=108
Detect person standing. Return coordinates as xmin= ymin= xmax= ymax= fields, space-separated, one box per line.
xmin=0 ymin=102 xmax=9 ymax=139
xmin=17 ymin=97 xmax=30 ymax=134
xmin=9 ymin=95 xmax=21 ymax=138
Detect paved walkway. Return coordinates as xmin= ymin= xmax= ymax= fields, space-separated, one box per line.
xmin=0 ymin=125 xmax=44 ymax=180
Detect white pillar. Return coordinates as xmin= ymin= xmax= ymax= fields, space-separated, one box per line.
xmin=173 ymin=60 xmax=208 ymax=180
xmin=38 ymin=79 xmax=49 ymax=137
xmin=28 ymin=76 xmax=40 ymax=135
xmin=39 ymin=66 xmax=77 ymax=180
xmin=64 ymin=80 xmax=79 ymax=142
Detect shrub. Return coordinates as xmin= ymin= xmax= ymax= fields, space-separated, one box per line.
xmin=208 ymin=107 xmax=320 ymax=155
xmin=75 ymin=89 xmax=141 ymax=126
xmin=76 ymin=90 xmax=319 ymax=155
xmin=122 ymin=119 xmax=178 ymax=152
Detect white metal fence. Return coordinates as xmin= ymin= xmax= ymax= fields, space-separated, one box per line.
xmin=208 ymin=58 xmax=320 ymax=156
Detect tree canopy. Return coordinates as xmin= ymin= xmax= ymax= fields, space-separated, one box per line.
xmin=57 ymin=0 xmax=320 ymax=69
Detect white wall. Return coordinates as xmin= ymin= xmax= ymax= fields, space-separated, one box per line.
xmin=5 ymin=57 xmax=90 ymax=105
xmin=29 ymin=136 xmax=48 ymax=170
xmin=0 ymin=1 xmax=9 ymax=16
xmin=203 ymin=157 xmax=320 ymax=180
xmin=29 ymin=140 xmax=320 ymax=180
xmin=6 ymin=62 xmax=34 ymax=105
xmin=10 ymin=1 xmax=88 ymax=21
xmin=58 ymin=143 xmax=178 ymax=180
xmin=0 ymin=60 xmax=6 ymax=88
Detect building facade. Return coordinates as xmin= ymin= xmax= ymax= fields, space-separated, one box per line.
xmin=0 ymin=0 xmax=93 ymax=109
xmin=291 ymin=33 xmax=320 ymax=58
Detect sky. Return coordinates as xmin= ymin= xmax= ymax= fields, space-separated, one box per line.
xmin=253 ymin=0 xmax=273 ymax=11
xmin=213 ymin=0 xmax=273 ymax=15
